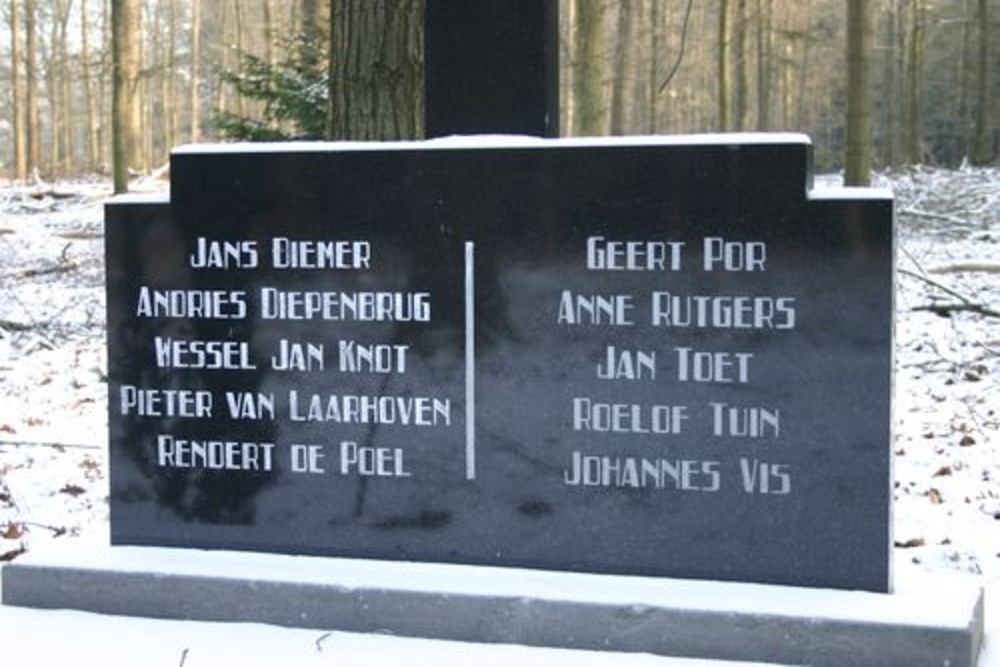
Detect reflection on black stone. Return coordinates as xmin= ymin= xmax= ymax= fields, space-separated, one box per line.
xmin=516 ymin=498 xmax=553 ymax=518
xmin=371 ymin=509 xmax=452 ymax=531
xmin=111 ymin=207 xmax=275 ymax=526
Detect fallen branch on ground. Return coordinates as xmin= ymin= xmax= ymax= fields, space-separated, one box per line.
xmin=913 ymin=303 xmax=1000 ymax=318
xmin=900 ymin=207 xmax=971 ymax=226
xmin=18 ymin=262 xmax=78 ymax=278
xmin=0 ymin=319 xmax=32 ymax=332
xmin=928 ymin=261 xmax=1000 ymax=274
xmin=898 ymin=268 xmax=972 ymax=303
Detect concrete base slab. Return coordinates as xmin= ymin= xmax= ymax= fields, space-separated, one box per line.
xmin=2 ymin=544 xmax=984 ymax=667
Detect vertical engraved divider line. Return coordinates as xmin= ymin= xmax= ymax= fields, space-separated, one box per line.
xmin=465 ymin=241 xmax=476 ymax=481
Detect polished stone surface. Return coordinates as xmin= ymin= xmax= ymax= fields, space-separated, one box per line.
xmin=106 ymin=136 xmax=893 ymax=591
xmin=424 ymin=0 xmax=559 ymax=137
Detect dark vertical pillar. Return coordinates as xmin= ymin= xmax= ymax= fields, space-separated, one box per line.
xmin=424 ymin=0 xmax=559 ymax=138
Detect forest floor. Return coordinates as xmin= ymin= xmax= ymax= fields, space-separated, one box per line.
xmin=0 ymin=166 xmax=997 ymax=664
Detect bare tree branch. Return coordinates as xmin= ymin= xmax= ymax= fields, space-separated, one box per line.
xmin=913 ymin=303 xmax=1000 ymax=318
xmin=658 ymin=0 xmax=695 ymax=94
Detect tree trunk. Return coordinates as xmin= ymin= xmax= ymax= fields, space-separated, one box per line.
xmin=880 ymin=0 xmax=898 ymax=167
xmin=572 ymin=0 xmax=606 ymax=136
xmin=301 ymin=0 xmax=329 ymax=38
xmin=845 ymin=0 xmax=873 ymax=186
xmin=98 ymin=0 xmax=110 ymax=170
xmin=57 ymin=0 xmax=73 ymax=176
xmin=10 ymin=0 xmax=27 ymax=180
xmin=328 ymin=0 xmax=424 ymax=140
xmin=795 ymin=0 xmax=811 ymax=128
xmin=190 ymin=0 xmax=201 ymax=143
xmin=147 ymin=1 xmax=163 ymax=168
xmin=301 ymin=0 xmax=329 ymax=92
xmin=215 ymin=1 xmax=230 ymax=117
xmin=233 ymin=0 xmax=246 ymax=119
xmin=81 ymin=0 xmax=100 ymax=172
xmin=165 ymin=0 xmax=177 ymax=152
xmin=561 ymin=0 xmax=576 ymax=136
xmin=779 ymin=5 xmax=795 ymax=129
xmin=894 ymin=0 xmax=907 ymax=164
xmin=112 ymin=0 xmax=141 ymax=192
xmin=972 ymin=0 xmax=990 ymax=164
xmin=45 ymin=6 xmax=59 ymax=175
xmin=610 ymin=4 xmax=636 ymax=135
xmin=904 ymin=0 xmax=924 ymax=164
xmin=755 ymin=0 xmax=773 ymax=130
xmin=137 ymin=2 xmax=150 ymax=172
xmin=957 ymin=0 xmax=973 ymax=158
xmin=718 ymin=0 xmax=731 ymax=131
xmin=733 ymin=0 xmax=748 ymax=130
xmin=648 ymin=0 xmax=662 ymax=133
xmin=263 ymin=0 xmax=275 ymax=67
xmin=25 ymin=0 xmax=39 ymax=175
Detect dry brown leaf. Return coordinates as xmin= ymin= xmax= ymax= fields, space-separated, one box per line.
xmin=59 ymin=483 xmax=86 ymax=497
xmin=959 ymin=435 xmax=977 ymax=447
xmin=2 ymin=522 xmax=25 ymax=539
xmin=0 ymin=546 xmax=27 ymax=562
xmin=932 ymin=466 xmax=953 ymax=478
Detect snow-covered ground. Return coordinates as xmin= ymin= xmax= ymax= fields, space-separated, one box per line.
xmin=0 ymin=166 xmax=998 ymax=664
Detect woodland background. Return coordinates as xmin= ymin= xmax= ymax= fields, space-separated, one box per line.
xmin=0 ymin=0 xmax=996 ymax=186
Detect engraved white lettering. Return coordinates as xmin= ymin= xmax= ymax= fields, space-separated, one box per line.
xmin=271 ymin=238 xmax=371 ymax=269
xmin=260 ymin=288 xmax=430 ymax=321
xmin=135 ymin=287 xmax=247 ymax=319
xmin=674 ymin=347 xmax=752 ymax=383
xmin=563 ymin=451 xmax=721 ymax=491
xmin=596 ymin=345 xmax=656 ymax=380
xmin=557 ymin=291 xmax=634 ymax=325
xmin=339 ymin=441 xmax=411 ymax=477
xmin=586 ymin=236 xmax=684 ymax=271
xmin=288 ymin=391 xmax=451 ymax=426
xmin=711 ymin=402 xmax=780 ymax=437
xmin=572 ymin=398 xmax=687 ymax=434
xmin=225 ymin=391 xmax=275 ymax=420
xmin=119 ymin=385 xmax=212 ymax=418
xmin=740 ymin=459 xmax=791 ymax=494
xmin=338 ymin=340 xmax=408 ymax=374
xmin=650 ymin=292 xmax=796 ymax=329
xmin=702 ymin=237 xmax=767 ymax=271
xmin=157 ymin=434 xmax=274 ymax=471
xmin=271 ymin=339 xmax=325 ymax=371
xmin=153 ymin=337 xmax=256 ymax=370
xmin=189 ymin=237 xmax=258 ymax=269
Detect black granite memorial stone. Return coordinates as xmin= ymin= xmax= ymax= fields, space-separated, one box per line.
xmin=106 ymin=135 xmax=893 ymax=592
xmin=424 ymin=0 xmax=559 ymax=138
